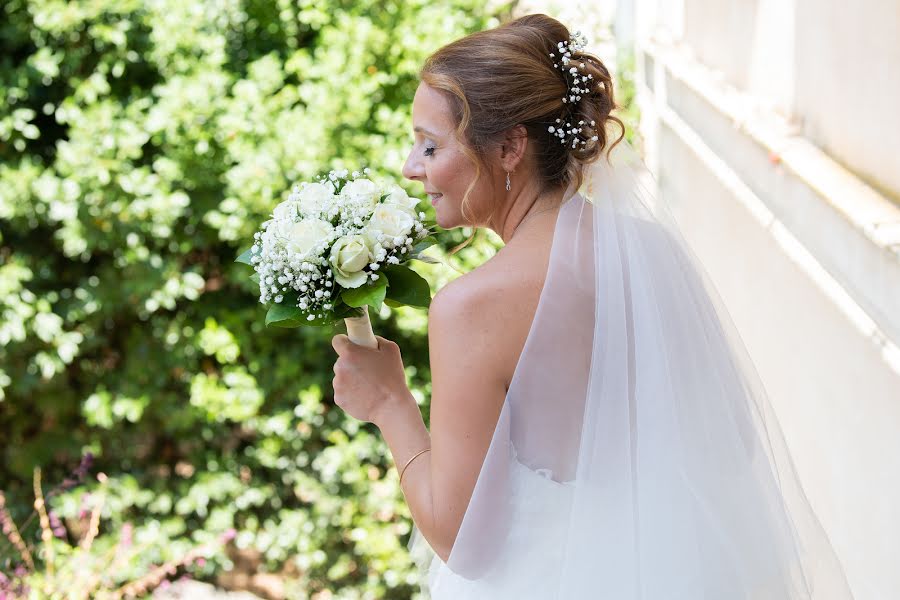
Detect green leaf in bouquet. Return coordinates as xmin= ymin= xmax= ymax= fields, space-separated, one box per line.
xmin=235 ymin=246 xmax=257 ymax=266
xmin=412 ymin=235 xmax=439 ymax=254
xmin=383 ymin=264 xmax=431 ymax=308
xmin=340 ymin=275 xmax=388 ymax=311
xmin=384 ymin=298 xmax=404 ymax=308
xmin=250 ymin=272 xmax=260 ymax=284
xmin=266 ymin=305 xmax=337 ymax=328
xmin=265 ymin=303 xmax=305 ymax=328
xmin=410 ymin=253 xmax=441 ymax=265
xmin=302 ymin=313 xmax=340 ymax=327
xmin=333 ymin=302 xmax=365 ymax=320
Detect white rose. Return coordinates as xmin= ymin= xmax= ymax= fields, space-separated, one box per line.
xmin=382 ymin=184 xmax=420 ymax=217
xmin=267 ymin=218 xmax=292 ymax=246
xmin=341 ymin=178 xmax=380 ymax=211
xmin=285 ymin=218 xmax=334 ymax=257
xmin=272 ymin=199 xmax=298 ymax=222
xmin=366 ymin=204 xmax=415 ymax=247
xmin=329 ymin=235 xmax=372 ymax=289
xmin=297 ymin=182 xmax=334 ymax=215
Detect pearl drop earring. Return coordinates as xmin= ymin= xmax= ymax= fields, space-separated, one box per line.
xmin=506 ymin=171 xmax=511 ymax=191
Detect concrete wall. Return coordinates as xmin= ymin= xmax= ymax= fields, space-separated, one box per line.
xmin=679 ymin=0 xmax=900 ymax=200
xmin=793 ymin=0 xmax=900 ymax=202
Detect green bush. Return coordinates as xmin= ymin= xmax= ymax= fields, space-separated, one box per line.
xmin=0 ymin=0 xmax=508 ymax=596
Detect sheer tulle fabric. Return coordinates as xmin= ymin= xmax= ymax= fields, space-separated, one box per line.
xmin=407 ymin=140 xmax=854 ymax=599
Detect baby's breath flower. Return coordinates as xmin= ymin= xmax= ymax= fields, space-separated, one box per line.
xmin=249 ymin=168 xmax=430 ymax=321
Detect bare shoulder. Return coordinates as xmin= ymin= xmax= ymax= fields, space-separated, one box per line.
xmin=429 ymin=262 xmax=507 ymax=329
xmin=427 ymin=266 xmax=510 ymax=387
xmin=429 ymin=244 xmax=549 ymax=391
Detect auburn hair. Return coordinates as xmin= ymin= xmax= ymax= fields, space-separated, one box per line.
xmin=420 ymin=13 xmax=625 ymax=245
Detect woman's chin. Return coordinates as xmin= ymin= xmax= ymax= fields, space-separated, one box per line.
xmin=436 ymin=216 xmax=461 ymax=230
xmin=433 ymin=209 xmax=465 ymax=230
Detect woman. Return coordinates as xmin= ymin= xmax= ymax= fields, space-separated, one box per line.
xmin=331 ymin=14 xmax=854 ymax=599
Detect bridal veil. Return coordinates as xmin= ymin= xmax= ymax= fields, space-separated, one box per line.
xmin=407 ymin=138 xmax=855 ymax=599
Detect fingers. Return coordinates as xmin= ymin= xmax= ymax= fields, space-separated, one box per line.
xmin=331 ymin=333 xmax=349 ymax=354
xmin=375 ymin=335 xmax=397 ymax=352
xmin=334 ymin=333 xmax=397 ymax=356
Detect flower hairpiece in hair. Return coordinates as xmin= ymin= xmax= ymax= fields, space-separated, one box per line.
xmin=547 ymin=31 xmax=601 ymax=150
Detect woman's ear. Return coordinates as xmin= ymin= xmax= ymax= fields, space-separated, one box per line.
xmin=499 ymin=124 xmax=529 ymax=173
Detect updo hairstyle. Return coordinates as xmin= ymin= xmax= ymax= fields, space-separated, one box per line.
xmin=420 ymin=13 xmax=626 ymax=227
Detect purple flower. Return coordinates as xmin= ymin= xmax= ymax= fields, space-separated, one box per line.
xmin=48 ymin=510 xmax=66 ymax=539
xmin=47 ymin=452 xmax=95 ymax=500
xmin=75 ymin=452 xmax=93 ymax=477
xmin=78 ymin=493 xmax=91 ymax=520
xmin=0 ymin=566 xmax=29 ymax=598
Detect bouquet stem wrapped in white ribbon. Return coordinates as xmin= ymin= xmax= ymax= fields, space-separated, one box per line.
xmin=236 ymin=168 xmax=439 ymax=347
xmin=343 ymin=305 xmax=378 ymax=348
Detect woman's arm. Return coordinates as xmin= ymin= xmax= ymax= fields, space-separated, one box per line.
xmin=375 ymin=278 xmax=509 ymax=563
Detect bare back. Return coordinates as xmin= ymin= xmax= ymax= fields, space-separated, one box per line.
xmin=422 ymin=208 xmax=560 ymax=560
xmin=455 ymin=210 xmax=559 ymax=393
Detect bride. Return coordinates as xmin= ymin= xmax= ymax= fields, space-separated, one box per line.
xmin=330 ymin=13 xmax=855 ymax=599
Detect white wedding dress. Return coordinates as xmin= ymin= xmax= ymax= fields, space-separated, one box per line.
xmin=407 ymin=141 xmax=855 ymax=600
xmin=420 ymin=448 xmax=576 ymax=598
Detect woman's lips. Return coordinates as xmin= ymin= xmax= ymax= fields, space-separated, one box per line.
xmin=430 ymin=193 xmax=443 ymax=205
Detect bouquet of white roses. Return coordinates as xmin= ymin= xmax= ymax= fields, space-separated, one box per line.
xmin=235 ymin=168 xmax=437 ymax=348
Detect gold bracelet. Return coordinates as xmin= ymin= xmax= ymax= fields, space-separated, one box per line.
xmin=399 ymin=447 xmax=431 ymax=485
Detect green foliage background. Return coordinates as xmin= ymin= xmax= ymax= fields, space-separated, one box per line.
xmin=0 ymin=0 xmax=508 ymax=596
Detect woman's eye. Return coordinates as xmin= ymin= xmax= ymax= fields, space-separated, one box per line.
xmin=424 ymin=145 xmax=436 ymax=157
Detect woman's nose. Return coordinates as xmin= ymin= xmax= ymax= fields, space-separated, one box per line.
xmin=402 ymin=149 xmax=423 ymax=182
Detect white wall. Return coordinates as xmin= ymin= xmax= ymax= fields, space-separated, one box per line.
xmin=792 ymin=0 xmax=900 ymax=201
xmin=680 ymin=0 xmax=900 ymax=200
